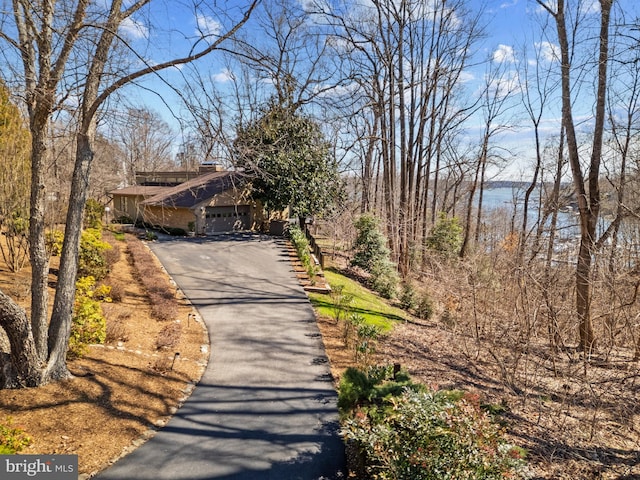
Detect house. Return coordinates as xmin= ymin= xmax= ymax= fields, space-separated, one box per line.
xmin=110 ymin=166 xmax=266 ymax=235
xmin=110 ymin=185 xmax=167 ymax=223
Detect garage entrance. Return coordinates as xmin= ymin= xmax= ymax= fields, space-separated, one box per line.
xmin=204 ymin=205 xmax=250 ymax=234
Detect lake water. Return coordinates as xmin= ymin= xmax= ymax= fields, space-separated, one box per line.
xmin=481 ymin=186 xmax=579 ymax=234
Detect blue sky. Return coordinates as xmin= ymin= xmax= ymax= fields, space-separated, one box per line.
xmin=114 ymin=0 xmax=640 ymax=179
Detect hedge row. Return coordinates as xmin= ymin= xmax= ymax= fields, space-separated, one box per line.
xmin=126 ymin=234 xmax=179 ymax=322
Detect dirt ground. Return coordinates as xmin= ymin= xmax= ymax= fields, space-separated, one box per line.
xmin=0 ymin=235 xmax=209 ymax=477
xmin=318 ymin=299 xmax=640 ymax=480
xmin=2 ymin=233 xmax=640 ymax=479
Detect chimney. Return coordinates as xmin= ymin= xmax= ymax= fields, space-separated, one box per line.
xmin=199 ymin=162 xmax=225 ymax=174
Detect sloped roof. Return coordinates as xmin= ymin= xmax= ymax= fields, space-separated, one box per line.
xmin=141 ymin=171 xmax=245 ymax=208
xmin=110 ymin=185 xmax=169 ymax=197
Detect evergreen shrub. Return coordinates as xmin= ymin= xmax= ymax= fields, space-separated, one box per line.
xmin=0 ymin=418 xmax=31 ymax=454
xmin=339 ymin=366 xmax=528 ymax=480
xmin=68 ymin=276 xmax=108 ymax=358
xmin=78 ymin=228 xmax=112 ymax=280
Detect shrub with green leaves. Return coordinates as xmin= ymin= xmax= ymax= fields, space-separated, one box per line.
xmin=340 ymin=367 xmax=527 ymax=479
xmin=399 ymin=283 xmax=418 ymax=311
xmin=426 ymin=212 xmax=463 ymax=258
xmin=351 ymin=215 xmax=398 ymax=299
xmin=84 ymin=198 xmax=105 ymax=229
xmin=0 ymin=417 xmax=31 ymax=454
xmin=78 ymin=228 xmax=112 ymax=280
xmin=351 ymin=214 xmax=390 ymax=272
xmin=416 ymin=291 xmax=434 ymax=320
xmin=289 ymin=225 xmax=317 ymax=278
xmin=68 ymin=276 xmax=108 ymax=358
xmin=46 ymin=229 xmax=64 ymax=256
xmin=370 ymin=259 xmax=398 ymax=299
xmin=343 ymin=388 xmax=527 ymax=480
xmin=338 ymin=365 xmax=423 ymax=416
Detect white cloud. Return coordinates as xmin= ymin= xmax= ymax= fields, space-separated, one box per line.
xmin=119 ymin=17 xmax=149 ymax=40
xmin=458 ymin=70 xmax=475 ymax=84
xmin=487 ymin=70 xmax=522 ymax=99
xmin=500 ymin=0 xmax=518 ymax=8
xmin=535 ymin=41 xmax=560 ymax=62
xmin=493 ymin=44 xmax=516 ymax=64
xmin=196 ymin=14 xmax=222 ymax=38
xmin=581 ymin=0 xmax=600 ymax=14
xmin=536 ymin=0 xmax=598 ymax=15
xmin=212 ymin=68 xmax=234 ymax=83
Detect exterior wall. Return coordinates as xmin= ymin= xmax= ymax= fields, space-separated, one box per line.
xmin=142 ymin=205 xmax=196 ymax=232
xmin=135 ymin=171 xmax=199 ymax=186
xmin=193 ymin=185 xmax=257 ymax=234
xmin=112 ymin=194 xmax=146 ymax=222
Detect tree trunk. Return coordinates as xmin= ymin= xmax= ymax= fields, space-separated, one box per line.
xmin=46 ymin=133 xmax=95 ymax=381
xmin=542 ymin=0 xmax=612 ymax=352
xmin=0 ymin=291 xmax=41 ymax=387
xmin=28 ymin=122 xmax=51 ymax=364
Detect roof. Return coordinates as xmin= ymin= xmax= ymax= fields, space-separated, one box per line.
xmin=110 ymin=186 xmax=169 ymax=197
xmin=141 ymin=171 xmax=245 ymax=208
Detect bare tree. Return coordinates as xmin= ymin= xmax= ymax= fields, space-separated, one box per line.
xmin=517 ymin=39 xmax=560 ymax=263
xmin=111 ymin=106 xmax=176 ymax=185
xmin=320 ymin=0 xmax=484 ymax=272
xmin=459 ymin=55 xmax=517 ymax=258
xmin=535 ymin=0 xmax=614 ymax=352
xmin=0 ymin=0 xmax=257 ymax=387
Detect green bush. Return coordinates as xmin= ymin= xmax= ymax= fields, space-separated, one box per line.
xmin=68 ymin=276 xmax=108 ymax=358
xmin=426 ymin=212 xmax=463 ymax=258
xmin=0 ymin=417 xmax=31 ymax=453
xmin=114 ymin=215 xmax=133 ymax=224
xmin=340 ymin=368 xmax=527 ymax=480
xmin=84 ymin=198 xmax=104 ymax=229
xmin=145 ymin=230 xmax=158 ymax=241
xmin=78 ymin=228 xmax=112 ymax=280
xmin=47 ymin=228 xmax=112 ymax=280
xmin=351 ymin=214 xmax=390 ymax=272
xmin=416 ymin=292 xmax=434 ymax=320
xmin=351 ymin=215 xmax=398 ymax=298
xmin=289 ymin=225 xmax=317 ymax=278
xmin=337 ymin=365 xmax=422 ymax=416
xmin=370 ymin=259 xmax=398 ymax=299
xmin=343 ymin=389 xmax=527 ymax=480
xmin=399 ymin=283 xmax=418 ymax=311
xmin=46 ymin=229 xmax=64 ymax=256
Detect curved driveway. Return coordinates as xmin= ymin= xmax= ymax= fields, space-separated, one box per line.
xmin=97 ymin=233 xmax=345 ymax=480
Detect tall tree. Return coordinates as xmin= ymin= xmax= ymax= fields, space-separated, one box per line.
xmin=459 ymin=55 xmax=516 ymax=258
xmin=321 ymin=0 xmax=484 ymax=271
xmin=535 ymin=0 xmax=614 ymax=352
xmin=0 ymin=83 xmax=31 ymax=273
xmin=234 ymin=98 xmax=342 ymax=222
xmin=0 ymin=0 xmax=257 ymax=388
xmin=112 ymin=107 xmax=176 ymax=186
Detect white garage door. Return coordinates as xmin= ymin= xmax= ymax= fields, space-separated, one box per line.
xmin=204 ymin=206 xmax=250 ymax=234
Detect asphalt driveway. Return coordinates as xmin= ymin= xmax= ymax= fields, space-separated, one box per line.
xmin=96 ymin=233 xmax=345 ymax=480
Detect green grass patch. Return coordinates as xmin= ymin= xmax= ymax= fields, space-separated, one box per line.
xmin=308 ymin=269 xmax=406 ymax=333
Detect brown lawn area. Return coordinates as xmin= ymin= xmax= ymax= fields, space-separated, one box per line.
xmin=0 ymin=233 xmax=208 ymax=477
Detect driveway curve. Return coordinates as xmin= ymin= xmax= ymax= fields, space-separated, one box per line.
xmin=96 ymin=233 xmax=345 ymax=480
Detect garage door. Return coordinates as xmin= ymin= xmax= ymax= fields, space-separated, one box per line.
xmin=204 ymin=206 xmax=250 ymax=234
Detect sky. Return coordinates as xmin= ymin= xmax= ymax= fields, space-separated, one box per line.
xmin=113 ymin=0 xmax=640 ymax=179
